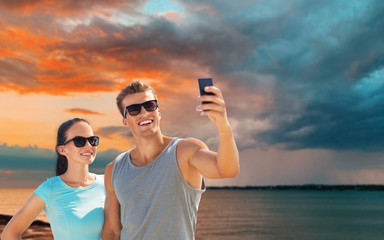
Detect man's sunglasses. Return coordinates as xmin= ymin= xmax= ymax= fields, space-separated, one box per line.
xmin=63 ymin=136 xmax=99 ymax=147
xmin=123 ymin=100 xmax=158 ymax=117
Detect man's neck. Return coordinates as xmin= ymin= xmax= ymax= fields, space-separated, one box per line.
xmin=130 ymin=133 xmax=172 ymax=167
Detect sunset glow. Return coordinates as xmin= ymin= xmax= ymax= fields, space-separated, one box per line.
xmin=1 ymin=0 xmax=384 ymax=187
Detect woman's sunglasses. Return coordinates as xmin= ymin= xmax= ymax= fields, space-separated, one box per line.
xmin=63 ymin=136 xmax=99 ymax=147
xmin=123 ymin=100 xmax=158 ymax=117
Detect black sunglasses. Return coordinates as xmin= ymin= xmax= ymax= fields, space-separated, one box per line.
xmin=124 ymin=100 xmax=158 ymax=117
xmin=63 ymin=136 xmax=99 ymax=147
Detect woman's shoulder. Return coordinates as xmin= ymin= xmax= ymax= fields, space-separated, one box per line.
xmin=39 ymin=176 xmax=60 ymax=187
xmin=34 ymin=176 xmax=60 ymax=204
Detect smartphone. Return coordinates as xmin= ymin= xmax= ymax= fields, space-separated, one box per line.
xmin=198 ymin=78 xmax=214 ymax=104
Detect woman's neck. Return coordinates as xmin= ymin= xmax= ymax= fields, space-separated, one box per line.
xmin=60 ymin=164 xmax=95 ymax=188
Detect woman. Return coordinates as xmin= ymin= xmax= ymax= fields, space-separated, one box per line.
xmin=1 ymin=118 xmax=106 ymax=240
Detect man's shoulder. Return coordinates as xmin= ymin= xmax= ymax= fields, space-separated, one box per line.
xmin=177 ymin=137 xmax=207 ymax=153
xmin=106 ymin=151 xmax=129 ymax=170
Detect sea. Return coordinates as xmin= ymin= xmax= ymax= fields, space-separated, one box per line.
xmin=1 ymin=188 xmax=384 ymax=240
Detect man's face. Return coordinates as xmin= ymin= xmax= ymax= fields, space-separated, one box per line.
xmin=122 ymin=91 xmax=160 ymax=137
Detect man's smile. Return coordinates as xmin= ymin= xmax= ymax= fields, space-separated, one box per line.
xmin=138 ymin=119 xmax=153 ymax=126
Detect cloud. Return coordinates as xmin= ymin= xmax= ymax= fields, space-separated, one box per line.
xmin=0 ymin=57 xmax=40 ymax=89
xmin=0 ymin=142 xmax=121 ymax=187
xmin=0 ymin=142 xmax=120 ymax=171
xmin=95 ymin=126 xmax=132 ymax=139
xmin=0 ymin=0 xmax=254 ymax=95
xmin=255 ymin=66 xmax=384 ymax=151
xmin=206 ymin=146 xmax=384 ymax=187
xmin=205 ymin=0 xmax=384 ymax=152
xmin=1 ymin=0 xmax=384 ymax=153
xmin=0 ymin=170 xmax=16 ymax=174
xmin=0 ymin=143 xmax=55 ymax=171
xmin=64 ymin=108 xmax=105 ymax=115
xmin=332 ymin=167 xmax=384 ymax=184
xmin=0 ymin=0 xmax=139 ymax=16
xmin=2 ymin=136 xmax=384 ymax=188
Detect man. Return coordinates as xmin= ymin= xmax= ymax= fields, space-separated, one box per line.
xmin=102 ymin=80 xmax=239 ymax=239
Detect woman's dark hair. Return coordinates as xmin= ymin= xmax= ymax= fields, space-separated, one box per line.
xmin=56 ymin=118 xmax=90 ymax=176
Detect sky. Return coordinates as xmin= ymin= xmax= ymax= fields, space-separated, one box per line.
xmin=1 ymin=0 xmax=384 ymax=187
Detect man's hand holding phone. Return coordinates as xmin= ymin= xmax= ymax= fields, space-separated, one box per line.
xmin=196 ymin=78 xmax=230 ymax=130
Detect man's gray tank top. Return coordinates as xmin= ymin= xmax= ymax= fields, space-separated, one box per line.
xmin=112 ymin=137 xmax=205 ymax=240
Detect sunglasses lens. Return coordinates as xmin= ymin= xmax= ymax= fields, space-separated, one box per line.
xmin=125 ymin=100 xmax=158 ymax=116
xmin=127 ymin=105 xmax=141 ymax=116
xmin=143 ymin=101 xmax=157 ymax=111
xmin=73 ymin=137 xmax=87 ymax=147
xmin=89 ymin=136 xmax=99 ymax=146
xmin=64 ymin=136 xmax=99 ymax=147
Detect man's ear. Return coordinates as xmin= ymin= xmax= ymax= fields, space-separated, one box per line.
xmin=122 ymin=117 xmax=131 ymax=128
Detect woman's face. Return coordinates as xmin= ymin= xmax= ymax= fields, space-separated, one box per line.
xmin=58 ymin=121 xmax=98 ymax=166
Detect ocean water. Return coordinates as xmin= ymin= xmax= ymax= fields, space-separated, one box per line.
xmin=1 ymin=188 xmax=384 ymax=239
xmin=196 ymin=189 xmax=384 ymax=240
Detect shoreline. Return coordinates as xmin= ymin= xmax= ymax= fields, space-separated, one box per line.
xmin=3 ymin=184 xmax=384 ymax=191
xmin=207 ymin=184 xmax=384 ymax=191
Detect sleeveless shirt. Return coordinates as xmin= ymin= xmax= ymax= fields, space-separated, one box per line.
xmin=112 ymin=137 xmax=205 ymax=240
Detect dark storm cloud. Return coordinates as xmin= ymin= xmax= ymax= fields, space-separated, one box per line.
xmin=245 ymin=0 xmax=384 ymax=151
xmin=179 ymin=0 xmax=384 ymax=151
xmin=257 ymin=90 xmax=384 ymax=151
xmin=53 ymin=14 xmax=254 ymax=75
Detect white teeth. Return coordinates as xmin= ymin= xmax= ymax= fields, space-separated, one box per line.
xmin=139 ymin=120 xmax=152 ymax=126
xmin=81 ymin=153 xmax=92 ymax=156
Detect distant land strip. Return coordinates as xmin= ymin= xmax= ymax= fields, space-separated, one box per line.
xmin=207 ymin=184 xmax=384 ymax=191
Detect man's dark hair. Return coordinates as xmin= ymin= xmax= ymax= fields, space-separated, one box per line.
xmin=116 ymin=81 xmax=158 ymax=116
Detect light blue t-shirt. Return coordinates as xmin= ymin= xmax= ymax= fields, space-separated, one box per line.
xmin=34 ymin=174 xmax=106 ymax=240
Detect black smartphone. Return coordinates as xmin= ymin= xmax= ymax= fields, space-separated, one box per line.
xmin=198 ymin=78 xmax=214 ymax=104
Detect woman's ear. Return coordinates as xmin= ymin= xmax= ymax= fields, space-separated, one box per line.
xmin=57 ymin=146 xmax=66 ymax=155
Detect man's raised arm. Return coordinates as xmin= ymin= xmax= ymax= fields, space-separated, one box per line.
xmin=191 ymin=86 xmax=240 ymax=179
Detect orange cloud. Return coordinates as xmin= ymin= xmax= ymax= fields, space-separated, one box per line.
xmin=0 ymin=0 xmax=134 ymax=17
xmin=64 ymin=108 xmax=105 ymax=115
xmin=113 ymin=32 xmax=125 ymax=41
xmin=0 ymin=26 xmax=58 ymax=59
xmin=0 ymin=170 xmax=16 ymax=174
xmin=0 ymin=5 xmax=219 ymax=97
xmin=161 ymin=11 xmax=182 ymax=22
xmin=195 ymin=4 xmax=218 ymax=16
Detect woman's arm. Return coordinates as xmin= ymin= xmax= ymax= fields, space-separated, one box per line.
xmin=1 ymin=193 xmax=45 ymax=240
